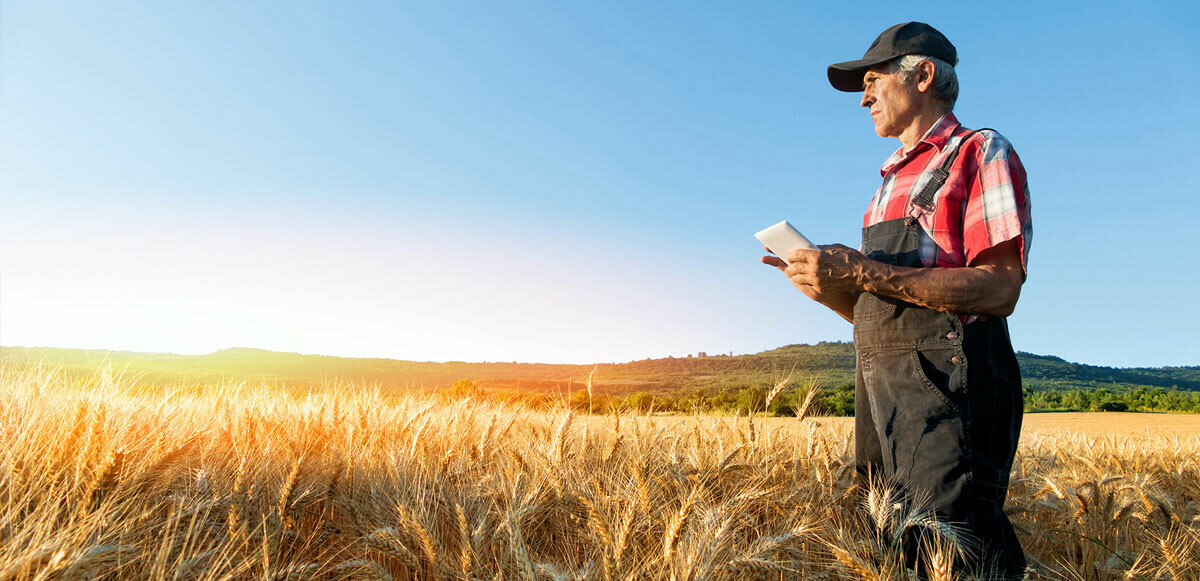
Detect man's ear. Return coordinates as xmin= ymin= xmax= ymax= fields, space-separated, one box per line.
xmin=916 ymin=60 xmax=936 ymax=93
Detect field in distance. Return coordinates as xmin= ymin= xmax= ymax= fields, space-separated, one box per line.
xmin=3 ymin=365 xmax=1199 ymax=580
xmin=769 ymin=412 xmax=1200 ymax=439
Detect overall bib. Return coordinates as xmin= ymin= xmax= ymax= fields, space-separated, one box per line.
xmin=852 ymin=131 xmax=1026 ymax=577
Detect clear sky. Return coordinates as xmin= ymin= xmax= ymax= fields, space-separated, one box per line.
xmin=2 ymin=1 xmax=1197 ymax=367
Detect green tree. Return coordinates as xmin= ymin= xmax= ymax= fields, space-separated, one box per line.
xmin=627 ymin=392 xmax=655 ymax=413
xmin=769 ymin=390 xmax=799 ymax=417
xmin=707 ymin=390 xmax=737 ymax=412
xmin=591 ymin=394 xmax=612 ymax=414
xmin=817 ymin=382 xmax=856 ymax=416
xmin=736 ymin=386 xmax=767 ymax=413
xmin=569 ymin=388 xmax=590 ymax=412
xmin=444 ymin=379 xmax=483 ymax=400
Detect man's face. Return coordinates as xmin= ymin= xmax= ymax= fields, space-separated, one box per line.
xmin=859 ymin=63 xmax=920 ymax=139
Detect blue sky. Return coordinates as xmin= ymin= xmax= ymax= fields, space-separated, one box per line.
xmin=2 ymin=1 xmax=1197 ymax=366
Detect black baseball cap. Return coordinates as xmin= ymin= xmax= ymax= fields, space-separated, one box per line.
xmin=827 ymin=22 xmax=957 ymax=92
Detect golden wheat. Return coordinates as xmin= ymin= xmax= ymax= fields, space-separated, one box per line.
xmin=2 ymin=363 xmax=1199 ymax=580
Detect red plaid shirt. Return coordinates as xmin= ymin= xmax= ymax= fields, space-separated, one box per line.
xmin=863 ymin=112 xmax=1032 ymax=273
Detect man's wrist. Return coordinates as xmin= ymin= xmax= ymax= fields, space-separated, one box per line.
xmin=853 ymin=256 xmax=886 ymax=295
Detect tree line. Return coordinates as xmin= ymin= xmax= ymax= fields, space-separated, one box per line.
xmin=439 ymin=379 xmax=1200 ymax=416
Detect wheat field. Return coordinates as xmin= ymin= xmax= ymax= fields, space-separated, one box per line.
xmin=2 ymin=364 xmax=1199 ymax=580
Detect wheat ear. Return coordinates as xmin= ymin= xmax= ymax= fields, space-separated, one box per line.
xmin=663 ymin=487 xmax=699 ymax=561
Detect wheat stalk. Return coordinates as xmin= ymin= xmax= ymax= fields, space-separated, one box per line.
xmin=663 ymin=487 xmax=699 ymax=561
xmin=364 ymin=527 xmax=421 ymax=571
xmin=794 ymin=382 xmax=822 ymax=423
xmin=554 ymin=411 xmax=574 ymax=462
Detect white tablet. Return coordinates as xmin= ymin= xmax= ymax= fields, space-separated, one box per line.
xmin=755 ymin=220 xmax=817 ymax=264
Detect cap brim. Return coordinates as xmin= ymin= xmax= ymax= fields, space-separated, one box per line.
xmin=826 ymin=56 xmax=893 ymax=92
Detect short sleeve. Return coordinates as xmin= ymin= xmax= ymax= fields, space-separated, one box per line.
xmin=961 ymin=132 xmax=1032 ymax=273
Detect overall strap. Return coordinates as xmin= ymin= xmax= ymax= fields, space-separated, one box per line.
xmin=908 ymin=128 xmax=994 ymax=219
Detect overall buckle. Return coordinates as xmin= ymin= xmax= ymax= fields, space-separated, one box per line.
xmin=908 ymin=200 xmax=934 ymax=219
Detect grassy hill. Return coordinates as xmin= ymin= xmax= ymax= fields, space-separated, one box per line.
xmin=3 ymin=342 xmax=1196 ymax=397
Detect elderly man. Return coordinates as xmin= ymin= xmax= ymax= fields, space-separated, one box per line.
xmin=762 ymin=22 xmax=1031 ymax=578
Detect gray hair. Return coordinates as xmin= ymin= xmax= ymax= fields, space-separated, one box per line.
xmin=895 ymin=54 xmax=959 ymax=110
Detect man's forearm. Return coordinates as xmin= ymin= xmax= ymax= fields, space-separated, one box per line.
xmin=859 ymin=260 xmax=1019 ymax=317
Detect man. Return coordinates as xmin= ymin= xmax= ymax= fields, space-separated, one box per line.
xmin=761 ymin=22 xmax=1031 ymax=578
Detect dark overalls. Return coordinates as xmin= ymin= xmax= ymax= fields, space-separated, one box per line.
xmin=852 ymin=130 xmax=1026 ymax=578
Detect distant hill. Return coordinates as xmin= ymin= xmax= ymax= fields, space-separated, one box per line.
xmin=3 ymin=343 xmax=1197 ymax=396
xmin=1015 ymin=352 xmax=1200 ymax=391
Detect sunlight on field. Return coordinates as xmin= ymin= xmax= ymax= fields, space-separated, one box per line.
xmin=1022 ymin=412 xmax=1200 ymax=438
xmin=2 ymin=365 xmax=1199 ymax=580
xmin=740 ymin=412 xmax=1200 ymax=439
xmin=643 ymin=412 xmax=1200 ymax=446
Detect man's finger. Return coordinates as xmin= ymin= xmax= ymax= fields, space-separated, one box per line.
xmin=760 ymin=256 xmax=787 ymax=270
xmin=784 ymin=261 xmax=809 ymax=277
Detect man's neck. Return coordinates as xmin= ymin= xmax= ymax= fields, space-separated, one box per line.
xmin=897 ymin=105 xmax=951 ymax=152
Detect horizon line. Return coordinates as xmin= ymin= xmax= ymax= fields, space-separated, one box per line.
xmin=2 ymin=343 xmax=1195 ymax=371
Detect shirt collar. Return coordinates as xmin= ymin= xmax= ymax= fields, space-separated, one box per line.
xmin=879 ymin=112 xmax=962 ymax=175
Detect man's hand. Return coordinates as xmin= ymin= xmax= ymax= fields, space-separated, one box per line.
xmin=761 ymin=244 xmax=867 ymax=294
xmin=761 ymin=244 xmax=860 ymax=323
xmin=788 ymin=244 xmax=868 ymax=294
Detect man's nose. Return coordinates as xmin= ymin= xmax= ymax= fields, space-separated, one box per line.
xmin=860 ymin=92 xmax=873 ymax=108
